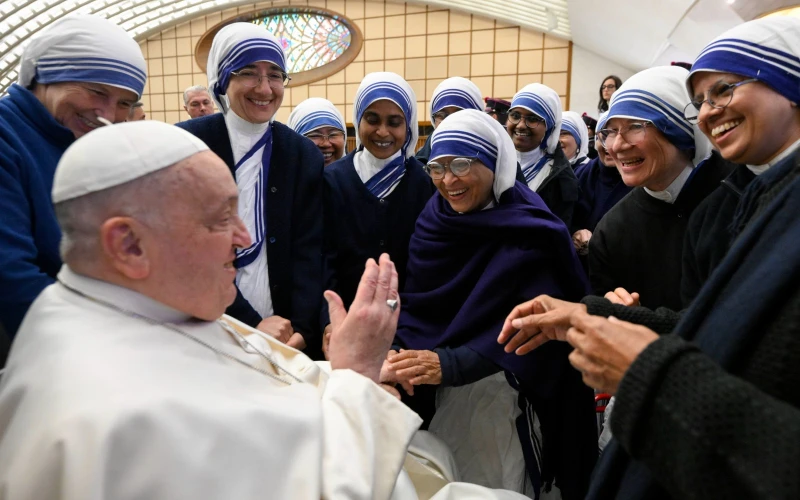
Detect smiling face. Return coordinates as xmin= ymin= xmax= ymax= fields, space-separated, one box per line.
xmin=307 ymin=126 xmax=345 ymax=166
xmin=33 ymin=81 xmax=138 ymax=138
xmin=690 ymin=71 xmax=800 ymax=165
xmin=559 ymin=130 xmax=579 ymax=159
xmin=506 ymin=107 xmax=546 ymax=152
xmin=605 ymin=118 xmax=689 ymax=190
xmin=432 ymin=156 xmax=494 ymax=213
xmin=358 ymin=99 xmax=407 ymax=159
xmin=226 ymin=61 xmax=285 ymax=124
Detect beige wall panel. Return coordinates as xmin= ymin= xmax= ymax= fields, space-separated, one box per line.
xmin=345 ymin=83 xmax=360 ymax=103
xmin=291 ymin=85 xmax=309 ymax=105
xmin=176 ymin=23 xmax=192 ymax=38
xmin=493 ymin=75 xmax=517 ymax=99
xmin=426 ymin=56 xmax=448 ymax=79
xmin=364 ymin=61 xmax=385 ymax=73
xmin=165 ymin=93 xmax=182 ymax=112
xmin=448 ymin=32 xmax=471 ymax=55
xmin=405 ymin=13 xmax=427 ymax=36
xmin=345 ymin=104 xmax=354 ymax=121
xmin=544 ymin=34 xmax=568 ymax=48
xmin=151 ymin=111 xmax=166 ymax=122
xmin=150 ymin=94 xmax=165 ymax=112
xmin=494 ymin=52 xmax=518 ymax=75
xmin=365 ymin=0 xmax=385 ymax=17
xmin=346 ymin=61 xmax=365 ymax=82
xmin=406 ymin=35 xmax=426 ymax=58
xmin=408 ymin=80 xmax=425 ymax=101
xmin=384 ymin=59 xmax=405 ymax=77
xmin=177 ymin=37 xmax=193 ymax=56
xmin=542 ymin=72 xmax=568 ymax=94
xmin=190 ymin=18 xmax=206 ymax=37
xmin=470 ymin=53 xmax=494 ymax=76
xmin=166 ymin=110 xmax=182 ymax=124
xmin=448 ymin=55 xmax=470 ymax=77
xmin=177 ymin=56 xmax=193 ymax=75
xmin=406 ymin=3 xmax=426 ymax=13
xmin=162 ymin=38 xmax=177 ymax=57
xmin=517 ymin=73 xmax=542 ymax=89
xmin=405 ymin=57 xmax=426 ymax=80
xmin=275 ymin=107 xmax=291 ymax=123
xmin=162 ymin=28 xmax=177 ymax=39
xmin=164 ymin=76 xmax=179 ymax=94
xmin=149 ymin=76 xmax=164 ymax=94
xmin=346 ymin=0 xmax=365 ymax=19
xmin=366 ymin=17 xmax=384 ymax=38
xmin=543 ymin=48 xmax=569 ymax=73
xmin=147 ymin=40 xmax=162 ymax=58
xmin=385 ymin=15 xmax=406 ymax=37
xmin=385 ymin=38 xmax=405 ymax=59
xmin=327 ymin=0 xmax=347 ymax=14
xmin=328 ymin=84 xmax=345 ymax=104
xmin=149 ymin=58 xmax=164 ymax=77
xmin=385 ymin=1 xmax=405 ymax=15
xmin=328 ymin=70 xmax=346 ymax=84
xmin=471 ymin=76 xmax=493 ymax=99
xmin=472 ymin=16 xmax=494 ymax=30
xmin=427 ymin=34 xmax=448 ymax=56
xmin=449 ymin=11 xmax=471 ymax=32
xmin=519 ymin=50 xmax=543 ymax=73
xmin=495 ymin=27 xmax=519 ymax=52
xmin=427 ymin=11 xmax=448 ymax=34
xmin=178 ymin=74 xmax=194 ymax=93
xmin=519 ymin=30 xmax=543 ymax=50
xmin=309 ymin=85 xmax=327 ymax=98
xmin=425 ymin=78 xmax=445 ymax=100
xmin=163 ymin=57 xmax=178 ymax=75
xmin=365 ymin=39 xmax=385 ymax=60
xmin=471 ymin=30 xmax=494 ymax=54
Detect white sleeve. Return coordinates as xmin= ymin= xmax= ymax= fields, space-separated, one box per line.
xmin=321 ymin=369 xmax=422 ymax=500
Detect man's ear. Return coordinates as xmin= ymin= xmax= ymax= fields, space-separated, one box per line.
xmin=99 ymin=217 xmax=151 ymax=280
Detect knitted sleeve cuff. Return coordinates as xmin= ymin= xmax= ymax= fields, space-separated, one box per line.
xmin=610 ymin=334 xmax=696 ymax=451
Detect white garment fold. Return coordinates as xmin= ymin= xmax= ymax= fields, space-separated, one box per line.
xmin=354 ymin=148 xmax=404 ymax=196
xmin=517 ymin=149 xmax=553 ymax=192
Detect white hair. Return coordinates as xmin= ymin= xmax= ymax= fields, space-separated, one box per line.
xmin=183 ymin=85 xmax=210 ymax=106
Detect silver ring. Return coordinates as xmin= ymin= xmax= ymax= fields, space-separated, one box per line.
xmin=386 ymin=299 xmax=398 ymax=312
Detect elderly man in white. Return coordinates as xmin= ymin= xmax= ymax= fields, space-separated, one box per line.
xmin=0 ymin=121 xmax=526 ymax=500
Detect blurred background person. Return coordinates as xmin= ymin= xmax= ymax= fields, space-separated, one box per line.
xmin=597 ymin=75 xmax=622 ymax=114
xmin=183 ymin=84 xmax=215 ymax=119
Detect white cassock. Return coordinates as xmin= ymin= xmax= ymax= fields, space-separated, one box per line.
xmin=0 ymin=267 xmax=527 ymax=500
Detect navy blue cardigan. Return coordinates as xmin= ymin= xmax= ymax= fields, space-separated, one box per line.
xmin=177 ymin=114 xmax=325 ymax=350
xmin=322 ymin=150 xmax=435 ymax=323
xmin=0 ymin=84 xmax=75 ymax=339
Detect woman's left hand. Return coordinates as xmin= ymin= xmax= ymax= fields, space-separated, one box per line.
xmin=387 ymin=349 xmax=442 ymax=387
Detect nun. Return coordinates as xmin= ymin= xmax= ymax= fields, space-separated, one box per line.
xmin=177 ymin=23 xmax=324 ymax=354
xmin=571 ymin=112 xmax=632 ymax=255
xmin=507 ymin=84 xmax=579 ymax=230
xmin=0 ymin=15 xmax=146 ymax=342
xmin=287 ymin=97 xmax=347 ymax=166
xmin=589 ymin=65 xmax=735 ymax=310
xmin=321 ymin=72 xmax=435 ymax=349
xmin=387 ymin=109 xmax=597 ymax=500
xmin=560 ymin=111 xmax=591 ymax=172
xmin=415 ymin=76 xmax=484 ymax=163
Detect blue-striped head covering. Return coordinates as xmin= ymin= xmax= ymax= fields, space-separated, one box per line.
xmin=18 ymin=15 xmax=146 ymax=98
xmin=288 ymin=97 xmax=346 ymax=136
xmin=354 ymin=72 xmax=418 ymax=159
xmin=430 ymin=109 xmax=517 ymax=202
xmin=561 ymin=111 xmax=590 ymax=162
xmin=687 ymin=16 xmax=800 ymax=104
xmin=509 ymin=83 xmax=562 ymax=154
xmin=608 ymin=65 xmax=712 ymax=167
xmin=430 ymin=77 xmax=483 ymax=127
xmin=207 ymin=23 xmax=287 ymax=112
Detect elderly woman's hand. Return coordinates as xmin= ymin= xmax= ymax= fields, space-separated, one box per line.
xmin=498 ymin=294 xmax=586 ymax=355
xmin=387 ymin=349 xmax=442 ymax=389
xmin=604 ymin=287 xmax=640 ymax=307
xmin=566 ymin=311 xmax=658 ymax=394
xmin=572 ymin=229 xmax=592 ymax=255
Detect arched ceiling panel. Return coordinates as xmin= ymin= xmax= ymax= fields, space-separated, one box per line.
xmin=0 ymin=0 xmax=570 ymax=95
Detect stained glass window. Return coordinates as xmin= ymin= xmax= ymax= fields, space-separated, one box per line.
xmin=252 ymin=12 xmax=352 ymax=74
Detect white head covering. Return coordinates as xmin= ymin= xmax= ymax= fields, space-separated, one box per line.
xmin=353 ymin=72 xmax=418 ymax=159
xmin=53 ymin=121 xmax=209 ymax=204
xmin=429 ymin=77 xmax=483 ymax=127
xmin=287 ymin=98 xmax=347 ymax=157
xmin=430 ymin=109 xmax=517 ymax=202
xmin=596 ymin=111 xmax=610 ymax=131
xmin=18 ymin=15 xmax=146 ymax=98
xmin=509 ymin=83 xmax=563 ymax=154
xmin=561 ymin=111 xmax=590 ymax=163
xmin=687 ymin=16 xmax=800 ymax=104
xmin=206 ymin=22 xmax=287 ymax=113
xmin=607 ymin=65 xmax=713 ymax=168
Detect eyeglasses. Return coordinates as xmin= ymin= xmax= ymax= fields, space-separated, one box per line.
xmin=683 ymin=78 xmax=758 ymax=123
xmin=432 ymin=110 xmax=456 ymax=123
xmin=305 ymin=131 xmax=345 ymax=143
xmin=507 ymin=111 xmax=545 ymax=128
xmin=231 ymin=69 xmax=291 ymax=87
xmin=598 ymin=121 xmax=651 ymax=146
xmin=601 ymin=84 xmax=617 ymax=91
xmin=425 ymin=157 xmax=477 ymax=180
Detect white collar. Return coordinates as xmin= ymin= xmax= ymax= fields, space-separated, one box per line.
xmin=517 ymin=148 xmax=544 ymax=166
xmin=747 ymin=137 xmax=800 ymax=176
xmin=58 ymin=265 xmax=193 ymax=324
xmin=224 ymin=110 xmax=271 ymax=164
xmin=353 ymin=147 xmax=402 ymax=185
xmin=644 ymin=164 xmax=693 ymax=204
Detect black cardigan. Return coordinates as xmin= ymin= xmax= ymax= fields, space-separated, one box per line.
xmin=177 ymin=114 xmax=325 ymax=351
xmin=588 ymin=152 xmax=735 ymax=310
xmin=534 ymin=145 xmax=579 ymax=232
xmin=322 ymin=150 xmax=435 ymax=323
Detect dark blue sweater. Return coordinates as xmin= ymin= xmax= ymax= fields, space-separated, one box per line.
xmin=572 ymin=156 xmax=632 ymax=233
xmin=0 ymin=84 xmax=75 ymax=337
